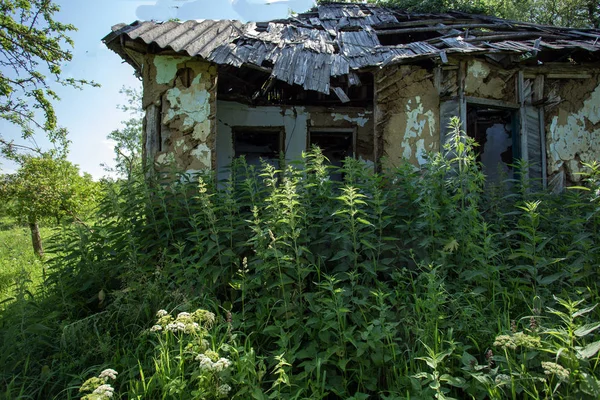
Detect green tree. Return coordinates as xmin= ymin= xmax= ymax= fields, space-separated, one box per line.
xmin=0 ymin=156 xmax=99 ymax=257
xmin=103 ymin=86 xmax=143 ymax=180
xmin=0 ymin=0 xmax=97 ymax=159
xmin=365 ymin=0 xmax=600 ymax=27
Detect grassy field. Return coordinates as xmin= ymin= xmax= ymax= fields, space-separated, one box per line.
xmin=0 ymin=218 xmax=48 ymax=307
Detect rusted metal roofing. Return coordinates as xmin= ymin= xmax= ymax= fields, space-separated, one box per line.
xmin=103 ymin=2 xmax=600 ymax=94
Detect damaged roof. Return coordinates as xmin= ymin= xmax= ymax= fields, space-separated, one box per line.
xmin=103 ymin=2 xmax=600 ymax=94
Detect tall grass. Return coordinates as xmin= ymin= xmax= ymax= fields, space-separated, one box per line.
xmin=1 ymin=119 xmax=600 ymax=399
xmin=0 ymin=219 xmax=48 ymax=307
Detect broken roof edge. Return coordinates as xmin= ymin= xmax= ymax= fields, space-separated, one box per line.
xmin=103 ymin=3 xmax=600 ymax=95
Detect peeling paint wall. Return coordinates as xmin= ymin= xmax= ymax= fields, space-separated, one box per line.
xmin=375 ymin=65 xmax=439 ymax=167
xmin=139 ymin=52 xmax=600 ymax=189
xmin=545 ymin=75 xmax=600 ymax=183
xmin=464 ymin=59 xmax=515 ymax=102
xmin=142 ymin=55 xmax=217 ymax=175
xmin=216 ymin=101 xmax=373 ymax=181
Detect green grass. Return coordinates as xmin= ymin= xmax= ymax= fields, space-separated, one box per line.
xmin=0 ymin=218 xmax=48 ymax=306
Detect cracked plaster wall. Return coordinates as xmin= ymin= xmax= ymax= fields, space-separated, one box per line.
xmin=216 ymin=101 xmax=373 ymax=181
xmin=464 ymin=59 xmax=515 ymax=102
xmin=545 ymin=75 xmax=600 ymax=183
xmin=142 ymin=55 xmax=217 ymax=175
xmin=375 ymin=65 xmax=439 ymax=167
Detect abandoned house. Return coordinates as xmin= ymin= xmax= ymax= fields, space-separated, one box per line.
xmin=103 ymin=2 xmax=600 ymax=190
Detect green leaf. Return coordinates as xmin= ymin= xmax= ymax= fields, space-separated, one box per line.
xmin=573 ymin=304 xmax=598 ymax=318
xmin=576 ymin=340 xmax=600 ymax=359
xmin=580 ymin=372 xmax=600 ymax=397
xmin=329 ymin=250 xmax=351 ymax=261
xmin=252 ymin=387 xmax=267 ymax=399
xmin=567 ymin=186 xmax=590 ymax=191
xmin=443 ymin=238 xmax=459 ymax=253
xmin=575 ymin=322 xmax=600 ymax=337
xmin=440 ymin=374 xmax=467 ymax=388
xmin=461 ymin=351 xmax=477 ymax=369
xmin=537 ymin=273 xmax=563 ymax=286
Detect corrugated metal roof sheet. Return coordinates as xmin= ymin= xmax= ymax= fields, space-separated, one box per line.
xmin=107 ymin=19 xmax=244 ymax=58
xmin=104 ymin=3 xmax=600 ymax=94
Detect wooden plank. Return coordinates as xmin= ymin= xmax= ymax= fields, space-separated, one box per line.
xmin=375 ymin=18 xmax=477 ymax=29
xmin=546 ymin=73 xmax=592 ymax=79
xmin=465 ymin=96 xmax=520 ymax=109
xmin=534 ymin=75 xmax=547 ymax=188
xmin=145 ymin=104 xmax=161 ymax=162
xmin=374 ymin=23 xmax=505 ymax=35
xmin=458 ymin=60 xmax=467 ymax=133
xmin=517 ymin=71 xmax=529 ymax=178
xmin=440 ymin=99 xmax=460 ymax=149
xmin=465 ymin=32 xmax=565 ymax=42
xmin=434 ymin=66 xmax=442 ymax=94
xmin=526 ymin=106 xmax=542 ymax=188
xmin=373 ymin=74 xmax=383 ymax=171
xmin=332 ymin=87 xmax=350 ymax=103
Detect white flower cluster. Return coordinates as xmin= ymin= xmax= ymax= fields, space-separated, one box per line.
xmin=165 ymin=321 xmax=200 ymax=333
xmin=92 ymin=384 xmax=115 ymax=398
xmin=216 ymin=383 xmax=232 ymax=397
xmin=192 ymin=309 xmax=215 ymax=327
xmin=542 ymin=361 xmax=570 ymax=382
xmin=80 ymin=369 xmax=118 ymax=400
xmin=151 ymin=308 xmax=215 ymax=334
xmin=156 ymin=309 xmax=169 ymax=318
xmin=195 ymin=353 xmax=232 ymax=372
xmin=98 ymin=369 xmax=118 ymax=380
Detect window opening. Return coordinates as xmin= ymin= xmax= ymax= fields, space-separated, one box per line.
xmin=466 ymin=106 xmax=517 ymax=186
xmin=309 ymin=129 xmax=355 ymax=181
xmin=233 ymin=127 xmax=285 ymax=169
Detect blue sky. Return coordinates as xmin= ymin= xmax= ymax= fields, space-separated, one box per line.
xmin=0 ymin=0 xmax=314 ymax=179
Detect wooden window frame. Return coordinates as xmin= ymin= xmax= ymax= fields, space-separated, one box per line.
xmin=232 ymin=126 xmax=286 ymax=167
xmin=307 ymin=127 xmax=357 ymax=158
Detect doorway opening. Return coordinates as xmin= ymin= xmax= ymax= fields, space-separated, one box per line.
xmin=466 ymin=105 xmax=518 ymax=185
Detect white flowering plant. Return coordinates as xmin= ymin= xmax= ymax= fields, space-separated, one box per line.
xmin=131 ymin=308 xmax=235 ymax=399
xmin=79 ymin=368 xmax=118 ymax=400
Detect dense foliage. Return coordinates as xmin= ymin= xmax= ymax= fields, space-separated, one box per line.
xmin=329 ymin=0 xmax=600 ymax=28
xmin=0 ymin=0 xmax=97 ymax=160
xmin=1 ymin=120 xmax=600 ymax=399
xmin=0 ymin=156 xmax=99 ymax=256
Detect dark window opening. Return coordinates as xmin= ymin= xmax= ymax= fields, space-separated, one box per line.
xmin=466 ymin=106 xmax=517 ymax=185
xmin=233 ymin=127 xmax=285 ymax=169
xmin=309 ymin=129 xmax=355 ymax=181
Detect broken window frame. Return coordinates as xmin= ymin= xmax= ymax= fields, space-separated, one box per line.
xmin=463 ymin=94 xmax=547 ymax=189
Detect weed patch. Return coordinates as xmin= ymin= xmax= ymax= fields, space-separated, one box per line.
xmin=1 ymin=120 xmax=600 ymax=399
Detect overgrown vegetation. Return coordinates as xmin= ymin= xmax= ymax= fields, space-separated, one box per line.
xmin=0 ymin=156 xmax=100 ymax=257
xmin=321 ymin=0 xmax=600 ymax=28
xmin=1 ymin=119 xmax=600 ymax=399
xmin=0 ymin=218 xmax=47 ymax=305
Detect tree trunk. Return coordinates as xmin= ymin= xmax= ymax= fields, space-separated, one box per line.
xmin=29 ymin=218 xmax=44 ymax=258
